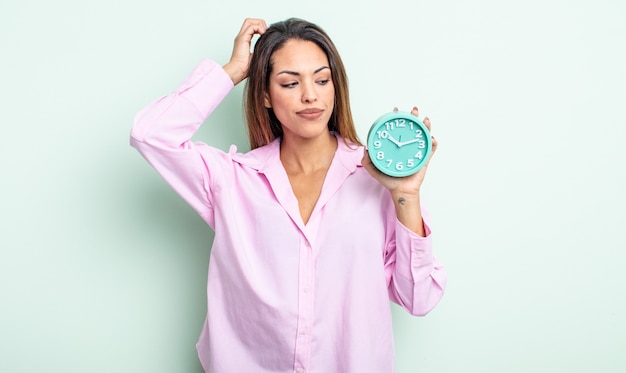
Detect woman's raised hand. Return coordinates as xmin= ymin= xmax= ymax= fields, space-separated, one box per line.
xmin=223 ymin=18 xmax=268 ymax=85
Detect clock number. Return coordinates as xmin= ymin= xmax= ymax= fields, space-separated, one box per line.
xmin=415 ymin=129 xmax=423 ymax=138
xmin=417 ymin=140 xmax=426 ymax=149
xmin=377 ymin=130 xmax=389 ymax=139
xmin=395 ymin=162 xmax=404 ymax=170
xmin=373 ymin=140 xmax=382 ymax=149
xmin=407 ymin=159 xmax=415 ymax=167
xmin=385 ymin=119 xmax=406 ymax=130
xmin=376 ymin=151 xmax=385 ymax=160
xmin=415 ymin=151 xmax=423 ymax=160
xmin=386 ymin=159 xmax=393 ymax=167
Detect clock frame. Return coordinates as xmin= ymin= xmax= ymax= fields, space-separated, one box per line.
xmin=366 ymin=111 xmax=432 ymax=177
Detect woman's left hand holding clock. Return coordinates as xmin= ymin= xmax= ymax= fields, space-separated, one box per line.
xmin=361 ymin=106 xmax=438 ymax=236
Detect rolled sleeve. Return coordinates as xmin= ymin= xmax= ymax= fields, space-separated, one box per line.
xmin=393 ymin=219 xmax=434 ymax=281
xmin=388 ymin=218 xmax=447 ymax=316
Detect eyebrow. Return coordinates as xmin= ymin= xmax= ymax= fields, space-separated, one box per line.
xmin=276 ymin=66 xmax=330 ymax=76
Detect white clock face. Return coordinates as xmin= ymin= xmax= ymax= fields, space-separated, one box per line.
xmin=367 ymin=113 xmax=431 ymax=177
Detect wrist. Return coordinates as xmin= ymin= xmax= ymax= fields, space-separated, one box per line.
xmin=391 ymin=193 xmax=425 ymax=236
xmin=222 ymin=62 xmax=246 ymax=85
xmin=390 ymin=189 xmax=421 ymax=202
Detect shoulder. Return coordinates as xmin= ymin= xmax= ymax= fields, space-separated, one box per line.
xmin=230 ymin=137 xmax=281 ymax=172
xmin=335 ymin=135 xmax=365 ymax=173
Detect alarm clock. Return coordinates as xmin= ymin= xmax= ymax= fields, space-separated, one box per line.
xmin=366 ymin=111 xmax=432 ymax=177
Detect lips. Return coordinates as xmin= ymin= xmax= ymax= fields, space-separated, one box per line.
xmin=296 ymin=108 xmax=324 ymax=119
xmin=297 ymin=108 xmax=323 ymax=114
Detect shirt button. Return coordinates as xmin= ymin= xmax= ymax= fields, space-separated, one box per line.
xmin=413 ymin=249 xmax=424 ymax=258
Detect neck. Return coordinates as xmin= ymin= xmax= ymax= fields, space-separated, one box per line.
xmin=280 ymin=132 xmax=338 ymax=175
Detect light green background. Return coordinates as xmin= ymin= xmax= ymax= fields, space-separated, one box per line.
xmin=1 ymin=0 xmax=625 ymax=372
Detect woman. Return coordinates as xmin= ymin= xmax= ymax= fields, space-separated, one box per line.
xmin=131 ymin=17 xmax=446 ymax=373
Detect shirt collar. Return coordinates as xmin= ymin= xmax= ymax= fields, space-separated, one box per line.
xmin=232 ymin=133 xmax=363 ymax=174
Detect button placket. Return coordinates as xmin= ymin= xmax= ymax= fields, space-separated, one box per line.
xmin=293 ymin=236 xmax=315 ymax=371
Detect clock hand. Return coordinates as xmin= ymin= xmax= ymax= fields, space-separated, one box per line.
xmin=387 ymin=135 xmax=402 ymax=147
xmin=397 ymin=138 xmax=421 ymax=147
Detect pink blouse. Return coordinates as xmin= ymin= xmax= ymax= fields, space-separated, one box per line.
xmin=130 ymin=59 xmax=446 ymax=373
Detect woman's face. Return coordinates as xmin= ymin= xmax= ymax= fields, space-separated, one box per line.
xmin=264 ymin=39 xmax=335 ymax=142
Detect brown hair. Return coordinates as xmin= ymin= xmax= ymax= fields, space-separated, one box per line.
xmin=244 ymin=18 xmax=361 ymax=149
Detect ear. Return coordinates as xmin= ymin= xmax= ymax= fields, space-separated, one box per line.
xmin=264 ymin=92 xmax=272 ymax=108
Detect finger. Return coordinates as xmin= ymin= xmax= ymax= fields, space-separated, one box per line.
xmin=249 ymin=19 xmax=267 ymax=35
xmin=240 ymin=18 xmax=267 ymax=33
xmin=423 ymin=116 xmax=432 ymax=132
xmin=361 ymin=147 xmax=374 ymax=164
xmin=423 ymin=116 xmax=437 ymax=154
xmin=430 ymin=134 xmax=438 ymax=158
xmin=238 ymin=20 xmax=267 ymax=43
xmin=361 ymin=149 xmax=381 ymax=177
xmin=411 ymin=106 xmax=419 ymax=117
xmin=393 ymin=106 xmax=399 ymax=112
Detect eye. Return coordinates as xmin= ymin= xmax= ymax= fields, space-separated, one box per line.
xmin=280 ymin=82 xmax=298 ymax=88
xmin=317 ymin=79 xmax=330 ymax=85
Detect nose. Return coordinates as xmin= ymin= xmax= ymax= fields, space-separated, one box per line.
xmin=301 ymin=81 xmax=317 ymax=103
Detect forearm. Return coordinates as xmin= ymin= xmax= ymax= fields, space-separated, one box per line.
xmin=391 ymin=192 xmax=426 ymax=237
